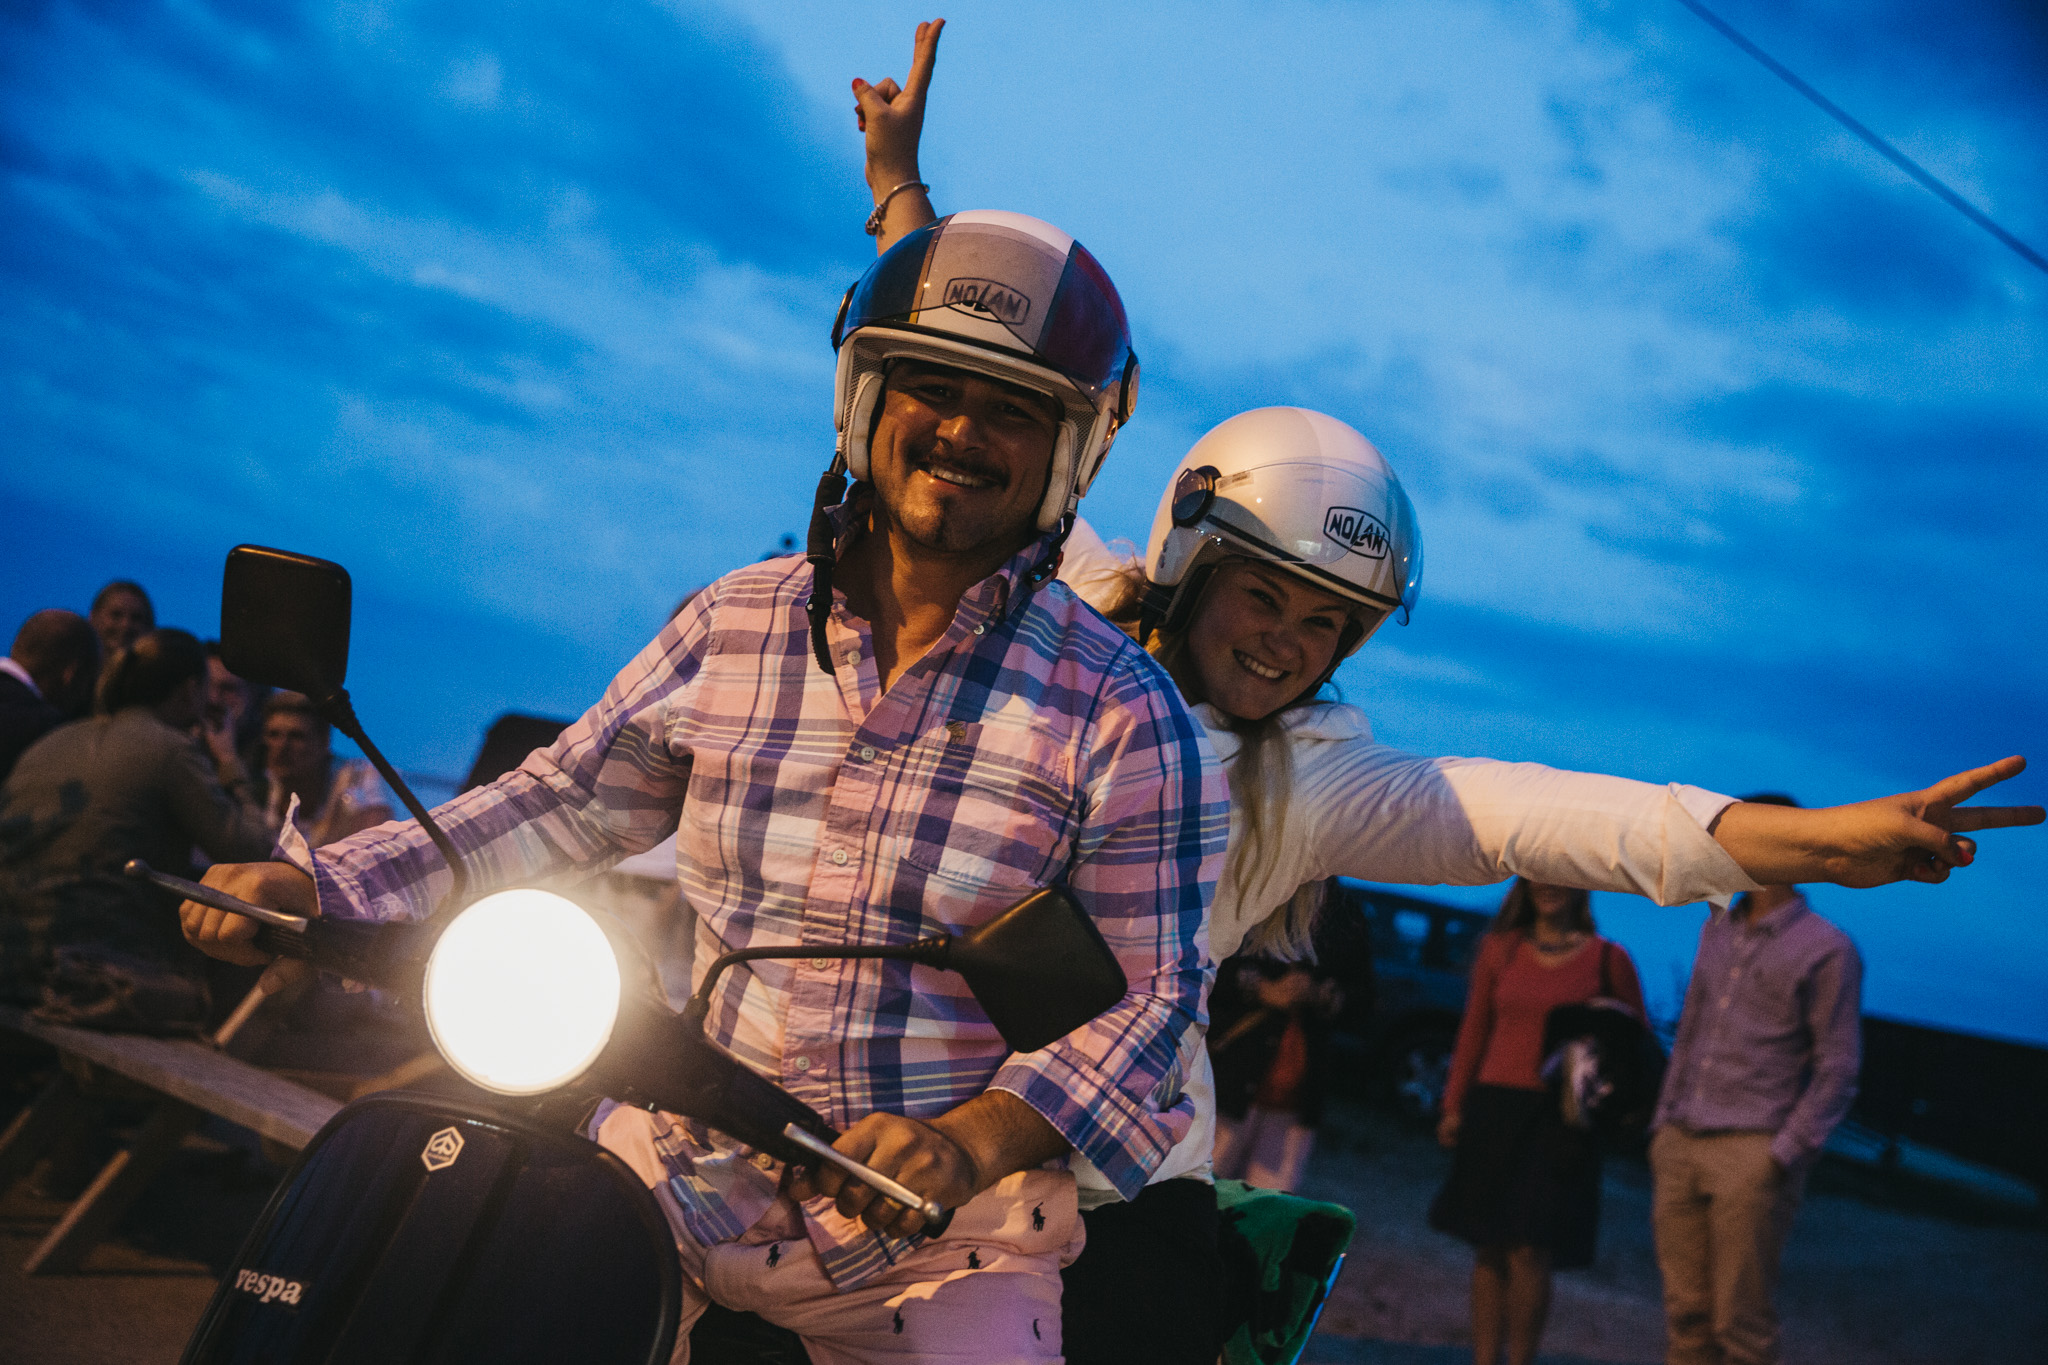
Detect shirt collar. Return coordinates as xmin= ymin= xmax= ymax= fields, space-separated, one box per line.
xmin=0 ymin=657 xmax=40 ymax=699
xmin=824 ymin=500 xmax=1061 ymax=627
xmin=1728 ymin=890 xmax=1809 ymax=935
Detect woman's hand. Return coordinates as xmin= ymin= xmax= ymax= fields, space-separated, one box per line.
xmin=1712 ymin=756 xmax=2043 ymax=887
xmin=853 ymin=19 xmax=942 ymax=251
xmin=853 ymin=19 xmax=942 ymax=186
xmin=1436 ymin=1110 xmax=1461 ymax=1150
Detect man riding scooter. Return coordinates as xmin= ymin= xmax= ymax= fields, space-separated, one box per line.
xmin=182 ymin=210 xmax=1226 ymax=1363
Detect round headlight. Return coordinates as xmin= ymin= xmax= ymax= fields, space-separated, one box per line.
xmin=422 ymin=889 xmax=623 ymax=1096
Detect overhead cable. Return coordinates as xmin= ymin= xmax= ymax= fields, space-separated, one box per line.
xmin=1673 ymin=0 xmax=2047 ymax=276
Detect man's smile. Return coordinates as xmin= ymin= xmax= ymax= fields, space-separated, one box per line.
xmin=916 ymin=455 xmax=1005 ymax=491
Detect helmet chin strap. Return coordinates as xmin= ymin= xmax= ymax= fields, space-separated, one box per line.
xmin=805 ymin=458 xmax=849 ymax=675
xmin=1025 ymin=513 xmax=1075 ymax=588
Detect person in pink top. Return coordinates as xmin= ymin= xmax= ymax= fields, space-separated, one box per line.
xmin=1431 ymin=879 xmax=1643 ymax=1365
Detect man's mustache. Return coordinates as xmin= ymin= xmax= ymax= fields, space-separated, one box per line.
xmin=912 ymin=442 xmax=1008 ymax=489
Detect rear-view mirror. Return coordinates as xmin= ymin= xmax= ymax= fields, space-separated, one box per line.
xmin=949 ymin=885 xmax=1129 ymax=1054
xmin=219 ymin=545 xmax=353 ymax=699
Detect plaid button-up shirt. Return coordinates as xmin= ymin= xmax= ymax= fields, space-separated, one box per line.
xmin=308 ymin=525 xmax=1226 ymax=1285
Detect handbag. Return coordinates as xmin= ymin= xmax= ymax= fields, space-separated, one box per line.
xmin=1540 ymin=940 xmax=1665 ymax=1138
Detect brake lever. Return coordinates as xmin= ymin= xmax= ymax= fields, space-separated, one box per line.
xmin=781 ymin=1124 xmax=954 ymax=1237
xmin=124 ymin=859 xmax=310 ymax=931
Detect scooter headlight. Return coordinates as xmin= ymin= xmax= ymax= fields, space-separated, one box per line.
xmin=422 ymin=888 xmax=622 ymax=1096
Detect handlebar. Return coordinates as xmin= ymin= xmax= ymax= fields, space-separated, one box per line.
xmin=123 ymin=859 xmax=310 ymax=931
xmin=130 ymin=858 xmax=957 ymax=1236
xmin=780 ymin=1124 xmax=952 ymax=1233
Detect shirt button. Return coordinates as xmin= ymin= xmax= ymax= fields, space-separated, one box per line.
xmin=972 ymin=624 xmax=986 ymax=636
xmin=831 ymin=849 xmax=849 ymax=866
xmin=754 ymin=1152 xmax=776 ymax=1170
xmin=858 ymin=745 xmax=877 ymax=762
xmin=793 ymin=1055 xmax=812 ymax=1072
xmin=844 ymin=650 xmax=860 ymax=667
xmin=811 ymin=957 xmax=832 ymax=970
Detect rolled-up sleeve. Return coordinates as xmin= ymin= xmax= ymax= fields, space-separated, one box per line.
xmin=1303 ymin=744 xmax=1760 ymax=908
xmin=990 ymin=652 xmax=1228 ymax=1198
xmin=310 ymin=594 xmax=712 ymax=923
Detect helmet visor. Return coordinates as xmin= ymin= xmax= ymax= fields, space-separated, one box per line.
xmin=1200 ymin=460 xmax=1422 ymax=617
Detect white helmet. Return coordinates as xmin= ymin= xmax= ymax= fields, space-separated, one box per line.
xmin=831 ymin=210 xmax=1141 ymax=532
xmin=1143 ymin=407 xmax=1422 ymax=671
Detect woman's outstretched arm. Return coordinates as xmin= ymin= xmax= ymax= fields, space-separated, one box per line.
xmin=1292 ymin=738 xmax=2039 ymax=904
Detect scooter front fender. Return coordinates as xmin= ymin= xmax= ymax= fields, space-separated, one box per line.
xmin=181 ymin=1091 xmax=680 ymax=1365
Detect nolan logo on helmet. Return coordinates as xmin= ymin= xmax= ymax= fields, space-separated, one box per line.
xmin=1324 ymin=506 xmax=1390 ymax=560
xmin=943 ymin=277 xmax=1031 ymax=326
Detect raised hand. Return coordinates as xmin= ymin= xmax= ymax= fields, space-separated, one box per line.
xmin=853 ymin=18 xmax=943 ymax=250
xmin=1714 ymin=756 xmax=2043 ymax=888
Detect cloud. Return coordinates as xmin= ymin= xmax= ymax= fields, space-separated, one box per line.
xmin=3 ymin=0 xmax=2042 ymax=1038
xmin=1 ymin=0 xmax=874 ymax=649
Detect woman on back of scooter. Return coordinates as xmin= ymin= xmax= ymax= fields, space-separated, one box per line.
xmin=851 ymin=23 xmax=2040 ymax=1363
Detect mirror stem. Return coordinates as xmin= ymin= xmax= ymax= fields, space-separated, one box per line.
xmin=688 ymin=939 xmax=952 ymax=1017
xmin=315 ymin=686 xmax=470 ymax=914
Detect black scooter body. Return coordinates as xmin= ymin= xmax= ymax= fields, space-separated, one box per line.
xmin=181 ymin=1092 xmax=679 ymax=1365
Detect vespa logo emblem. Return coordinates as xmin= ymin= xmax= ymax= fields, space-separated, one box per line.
xmin=1323 ymin=506 xmax=1391 ymax=560
xmin=943 ymin=277 xmax=1031 ymax=326
xmin=421 ymin=1126 xmax=465 ymax=1172
xmin=232 ymin=1269 xmax=307 ymax=1307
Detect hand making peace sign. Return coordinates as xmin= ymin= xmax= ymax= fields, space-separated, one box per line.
xmin=853 ymin=18 xmax=943 ymax=251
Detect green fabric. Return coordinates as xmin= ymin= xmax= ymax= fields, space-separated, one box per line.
xmin=1215 ymin=1178 xmax=1357 ymax=1365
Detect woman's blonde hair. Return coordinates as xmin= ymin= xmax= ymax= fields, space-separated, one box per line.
xmin=1093 ymin=554 xmax=1336 ymax=961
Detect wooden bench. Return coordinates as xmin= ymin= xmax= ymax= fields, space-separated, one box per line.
xmin=0 ymin=1003 xmax=341 ymax=1274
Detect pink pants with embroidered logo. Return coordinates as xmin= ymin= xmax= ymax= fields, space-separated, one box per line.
xmin=598 ymin=1106 xmax=1085 ymax=1365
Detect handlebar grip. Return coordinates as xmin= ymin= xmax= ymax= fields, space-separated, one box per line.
xmin=776 ymin=1122 xmax=954 ymax=1238
xmin=254 ymin=924 xmax=314 ymax=961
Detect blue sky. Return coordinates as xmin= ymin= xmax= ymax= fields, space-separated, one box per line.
xmin=4 ymin=0 xmax=2044 ymax=1039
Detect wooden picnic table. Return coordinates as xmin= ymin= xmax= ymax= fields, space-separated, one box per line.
xmin=0 ymin=1004 xmax=341 ymax=1274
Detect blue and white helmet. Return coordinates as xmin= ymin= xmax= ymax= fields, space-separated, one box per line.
xmin=1145 ymin=407 xmax=1423 ymax=661
xmin=832 ymin=211 xmax=1140 ymax=532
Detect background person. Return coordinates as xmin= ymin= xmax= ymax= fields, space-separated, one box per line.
xmin=1431 ymin=880 xmax=1642 ymax=1365
xmin=1650 ymin=794 xmax=1862 ymax=1365
xmin=0 ymin=609 xmax=100 ymax=783
xmin=1208 ymin=955 xmax=1343 ymax=1193
xmin=204 ymin=640 xmax=269 ymax=780
xmin=0 ymin=627 xmax=274 ymax=1022
xmin=257 ymin=692 xmax=391 ymax=846
xmin=87 ymin=578 xmax=154 ymax=658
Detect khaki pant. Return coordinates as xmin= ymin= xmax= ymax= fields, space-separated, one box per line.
xmin=1649 ymin=1128 xmax=1808 ymax=1365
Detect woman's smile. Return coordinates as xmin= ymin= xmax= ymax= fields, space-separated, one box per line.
xmin=1232 ymin=649 xmax=1287 ymax=683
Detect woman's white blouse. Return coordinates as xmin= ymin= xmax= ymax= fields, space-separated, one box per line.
xmin=1059 ymin=519 xmax=1759 ymax=1203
